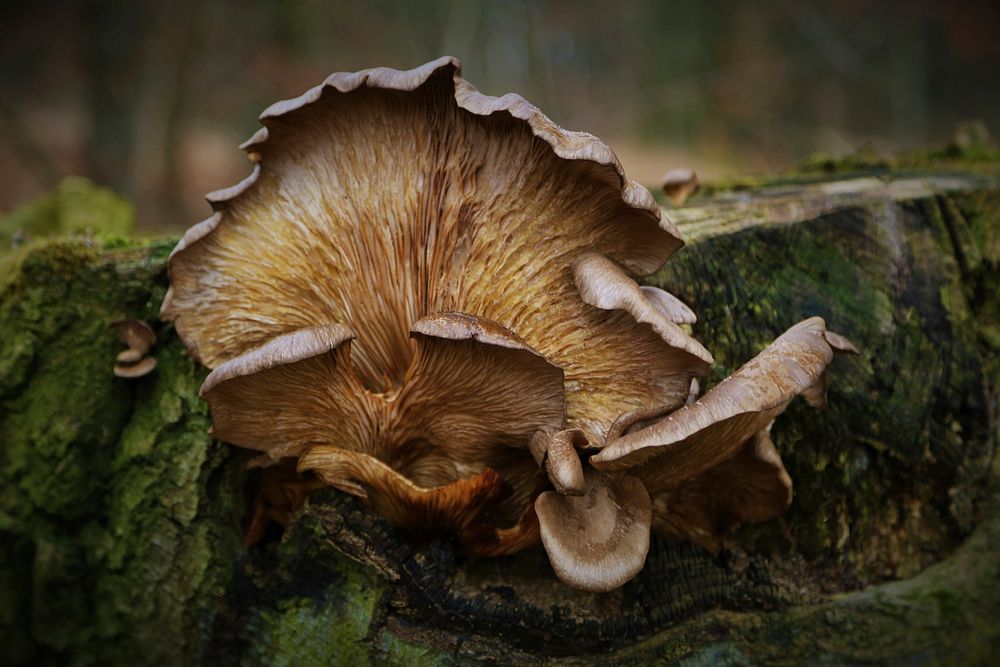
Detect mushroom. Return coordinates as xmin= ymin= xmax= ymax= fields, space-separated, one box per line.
xmin=661 ymin=168 xmax=700 ymax=206
xmin=591 ymin=317 xmax=855 ymax=554
xmin=113 ymin=356 xmax=158 ymax=379
xmin=536 ymin=470 xmax=651 ymax=592
xmin=244 ymin=463 xmax=328 ymax=546
xmin=111 ymin=318 xmax=157 ymax=378
xmin=161 ymin=57 xmax=857 ymax=592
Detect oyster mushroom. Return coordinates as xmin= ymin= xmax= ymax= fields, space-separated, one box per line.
xmin=661 ymin=168 xmax=700 ymax=206
xmin=162 ymin=56 xmax=856 ymax=592
xmin=591 ymin=317 xmax=855 ymax=555
xmin=111 ymin=318 xmax=157 ymax=377
xmin=536 ymin=470 xmax=651 ymax=592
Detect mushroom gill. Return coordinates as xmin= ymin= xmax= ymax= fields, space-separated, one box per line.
xmin=162 ymin=57 xmax=856 ymax=592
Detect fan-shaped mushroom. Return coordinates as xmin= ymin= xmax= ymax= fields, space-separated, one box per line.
xmin=111 ymin=319 xmax=157 ymax=378
xmin=162 ymin=57 xmax=856 ymax=592
xmin=661 ymin=168 xmax=700 ymax=206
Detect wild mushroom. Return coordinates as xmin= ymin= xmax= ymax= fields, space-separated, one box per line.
xmin=162 ymin=57 xmax=856 ymax=592
xmin=113 ymin=356 xmax=158 ymax=379
xmin=661 ymin=168 xmax=700 ymax=206
xmin=536 ymin=470 xmax=651 ymax=591
xmin=111 ymin=318 xmax=157 ymax=378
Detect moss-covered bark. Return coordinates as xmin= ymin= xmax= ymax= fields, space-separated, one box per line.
xmin=0 ymin=240 xmax=244 ymax=666
xmin=657 ymin=181 xmax=999 ymax=585
xmin=0 ymin=168 xmax=996 ymax=665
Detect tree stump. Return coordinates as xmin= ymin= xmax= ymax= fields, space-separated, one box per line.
xmin=1 ymin=163 xmax=997 ymax=665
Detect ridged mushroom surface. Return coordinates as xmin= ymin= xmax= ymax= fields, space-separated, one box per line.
xmin=162 ymin=57 xmax=856 ymax=591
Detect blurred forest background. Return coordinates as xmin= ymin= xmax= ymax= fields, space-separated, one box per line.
xmin=1 ymin=0 xmax=998 ymax=233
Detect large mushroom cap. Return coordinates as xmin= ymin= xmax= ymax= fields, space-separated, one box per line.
xmin=162 ymin=56 xmax=707 ymax=446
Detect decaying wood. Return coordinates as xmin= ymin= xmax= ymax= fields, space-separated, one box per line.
xmin=0 ymin=165 xmax=996 ymax=665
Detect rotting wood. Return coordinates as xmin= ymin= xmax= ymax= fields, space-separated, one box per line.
xmin=0 ymin=165 xmax=996 ymax=665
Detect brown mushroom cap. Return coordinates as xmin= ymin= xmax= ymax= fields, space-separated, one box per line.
xmin=588 ymin=318 xmax=854 ymax=550
xmin=161 ymin=57 xmax=693 ymax=446
xmin=591 ymin=317 xmax=854 ymax=494
xmin=573 ymin=252 xmax=710 ymax=366
xmin=113 ymin=356 xmax=157 ymax=378
xmin=535 ymin=470 xmax=652 ymax=592
xmin=661 ymin=168 xmax=700 ymax=206
xmin=395 ymin=312 xmax=565 ymax=519
xmin=199 ymin=324 xmax=366 ymax=461
xmin=158 ymin=58 xmax=857 ymax=587
xmin=203 ymin=315 xmax=564 ymax=529
xmin=111 ymin=319 xmax=156 ymax=357
xmin=570 ymin=252 xmax=711 ymax=441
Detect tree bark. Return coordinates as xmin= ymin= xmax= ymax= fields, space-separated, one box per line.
xmin=0 ymin=164 xmax=997 ymax=665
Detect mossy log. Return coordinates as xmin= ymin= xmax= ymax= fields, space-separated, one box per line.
xmin=0 ymin=166 xmax=997 ymax=666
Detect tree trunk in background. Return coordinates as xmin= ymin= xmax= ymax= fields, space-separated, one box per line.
xmin=81 ymin=1 xmax=146 ymax=199
xmin=0 ymin=162 xmax=997 ymax=665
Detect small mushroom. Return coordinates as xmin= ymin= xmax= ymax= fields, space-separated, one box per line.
xmin=112 ymin=318 xmax=156 ymax=356
xmin=113 ymin=356 xmax=158 ymax=378
xmin=572 ymin=252 xmax=712 ymax=368
xmin=117 ymin=348 xmax=144 ymax=364
xmin=535 ymin=470 xmax=652 ymax=592
xmin=111 ymin=318 xmax=157 ymax=378
xmin=649 ymin=427 xmax=792 ymax=552
xmin=661 ymin=168 xmax=700 ymax=206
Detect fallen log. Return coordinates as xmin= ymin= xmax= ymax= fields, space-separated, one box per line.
xmin=0 ymin=159 xmax=997 ymax=665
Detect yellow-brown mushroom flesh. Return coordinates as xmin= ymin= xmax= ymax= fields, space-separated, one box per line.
xmin=162 ymin=57 xmax=856 ymax=592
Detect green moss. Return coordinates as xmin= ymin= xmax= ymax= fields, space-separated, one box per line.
xmin=694 ymin=138 xmax=1000 ymax=200
xmin=0 ymin=177 xmax=135 ymax=249
xmin=952 ymin=190 xmax=1000 ymax=395
xmin=374 ymin=631 xmax=456 ymax=667
xmin=798 ymin=144 xmax=893 ymax=175
xmin=0 ymin=239 xmax=242 ymax=666
xmin=238 ymin=511 xmax=390 ymax=667
xmin=1 ymin=170 xmax=997 ymax=665
xmin=247 ymin=589 xmax=378 ymax=667
xmin=795 ymin=135 xmax=1000 ymax=178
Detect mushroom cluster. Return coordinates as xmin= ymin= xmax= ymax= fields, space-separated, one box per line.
xmin=112 ymin=319 xmax=157 ymax=378
xmin=162 ymin=57 xmax=855 ymax=592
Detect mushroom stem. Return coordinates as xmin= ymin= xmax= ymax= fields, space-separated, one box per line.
xmin=543 ymin=430 xmax=588 ymax=496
